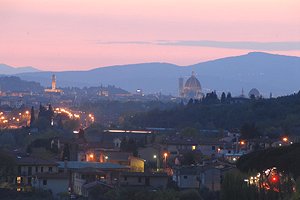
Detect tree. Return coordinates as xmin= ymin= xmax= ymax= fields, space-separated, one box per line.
xmin=30 ymin=106 xmax=35 ymax=127
xmin=179 ymin=189 xmax=203 ymax=200
xmin=61 ymin=143 xmax=70 ymax=161
xmin=221 ymin=172 xmax=258 ymax=200
xmin=221 ymin=92 xmax=226 ymax=104
xmin=0 ymin=151 xmax=16 ymax=182
xmin=240 ymin=122 xmax=260 ymax=139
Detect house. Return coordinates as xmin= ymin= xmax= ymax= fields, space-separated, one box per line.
xmin=173 ymin=166 xmax=200 ymax=189
xmin=56 ymin=161 xmax=129 ymax=196
xmin=162 ymin=138 xmax=198 ymax=157
xmin=173 ymin=162 xmax=235 ymax=191
xmin=120 ymin=172 xmax=169 ymax=189
xmin=198 ymin=140 xmax=225 ymax=157
xmin=14 ymin=156 xmax=58 ymax=192
xmin=81 ymin=181 xmax=113 ymax=198
xmin=32 ymin=173 xmax=69 ymax=198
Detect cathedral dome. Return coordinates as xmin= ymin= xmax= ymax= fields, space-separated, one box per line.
xmin=184 ymin=72 xmax=201 ymax=90
xmin=248 ymin=88 xmax=260 ymax=98
xmin=182 ymin=72 xmax=203 ymax=99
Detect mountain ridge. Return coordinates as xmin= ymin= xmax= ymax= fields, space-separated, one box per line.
xmin=1 ymin=52 xmax=300 ymax=96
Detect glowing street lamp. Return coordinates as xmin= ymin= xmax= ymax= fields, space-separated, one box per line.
xmin=153 ymin=155 xmax=159 ymax=171
xmin=282 ymin=137 xmax=288 ymax=142
xmin=88 ymin=153 xmax=94 ymax=161
xmin=163 ymin=152 xmax=168 ymax=169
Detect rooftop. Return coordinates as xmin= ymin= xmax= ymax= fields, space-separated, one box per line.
xmin=57 ymin=161 xmax=129 ymax=170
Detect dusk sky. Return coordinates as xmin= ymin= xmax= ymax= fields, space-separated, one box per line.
xmin=1 ymin=0 xmax=300 ymax=71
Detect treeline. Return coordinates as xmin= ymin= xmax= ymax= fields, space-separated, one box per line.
xmin=0 ymin=76 xmax=43 ymax=92
xmin=123 ymin=91 xmax=300 ymax=135
xmin=237 ymin=143 xmax=300 ymax=178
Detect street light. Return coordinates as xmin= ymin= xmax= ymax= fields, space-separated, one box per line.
xmin=153 ymin=155 xmax=159 ymax=171
xmin=89 ymin=153 xmax=94 ymax=161
xmin=163 ymin=153 xmax=168 ymax=169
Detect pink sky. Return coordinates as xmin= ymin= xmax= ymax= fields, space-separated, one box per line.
xmin=0 ymin=0 xmax=299 ymax=71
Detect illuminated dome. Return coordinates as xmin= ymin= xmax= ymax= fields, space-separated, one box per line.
xmin=248 ymin=88 xmax=260 ymax=98
xmin=182 ymin=72 xmax=203 ymax=99
xmin=185 ymin=72 xmax=202 ymax=90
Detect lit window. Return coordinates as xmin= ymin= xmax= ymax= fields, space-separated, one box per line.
xmin=17 ymin=177 xmax=21 ymax=184
xmin=192 ymin=145 xmax=196 ymax=150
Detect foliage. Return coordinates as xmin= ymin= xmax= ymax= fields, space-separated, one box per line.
xmin=220 ymin=172 xmax=259 ymax=200
xmin=120 ymin=137 xmax=138 ymax=156
xmin=0 ymin=151 xmax=16 ymax=178
xmin=125 ymin=92 xmax=300 ymax=136
xmin=0 ymin=189 xmax=52 ymax=200
xmin=236 ymin=143 xmax=300 ymax=178
xmin=179 ymin=189 xmax=203 ymax=200
xmin=104 ymin=188 xmax=202 ymax=200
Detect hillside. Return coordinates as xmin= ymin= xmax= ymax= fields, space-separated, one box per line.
xmin=0 ymin=64 xmax=40 ymax=75
xmin=0 ymin=76 xmax=43 ymax=92
xmin=5 ymin=52 xmax=300 ymax=96
xmin=124 ymin=92 xmax=300 ymax=134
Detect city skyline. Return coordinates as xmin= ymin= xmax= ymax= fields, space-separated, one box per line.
xmin=1 ymin=0 xmax=299 ymax=71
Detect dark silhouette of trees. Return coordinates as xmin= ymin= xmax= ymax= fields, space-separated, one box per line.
xmin=0 ymin=151 xmax=16 ymax=179
xmin=221 ymin=92 xmax=226 ymax=104
xmin=120 ymin=137 xmax=138 ymax=157
xmin=240 ymin=123 xmax=261 ymax=139
xmin=61 ymin=143 xmax=70 ymax=161
xmin=30 ymin=106 xmax=35 ymax=127
xmin=125 ymin=92 xmax=300 ymax=137
xmin=237 ymin=143 xmax=300 ymax=178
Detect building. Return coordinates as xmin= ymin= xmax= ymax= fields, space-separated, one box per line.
xmin=248 ymin=88 xmax=261 ymax=99
xmin=179 ymin=72 xmax=204 ymax=99
xmin=44 ymin=74 xmax=63 ymax=94
xmin=120 ymin=172 xmax=169 ymax=189
xmin=56 ymin=161 xmax=129 ymax=196
xmin=32 ymin=173 xmax=69 ymax=198
xmin=14 ymin=156 xmax=59 ymax=192
xmin=173 ymin=163 xmax=235 ymax=191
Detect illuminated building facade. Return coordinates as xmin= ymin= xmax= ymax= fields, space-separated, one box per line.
xmin=44 ymin=74 xmax=63 ymax=94
xmin=179 ymin=72 xmax=204 ymax=99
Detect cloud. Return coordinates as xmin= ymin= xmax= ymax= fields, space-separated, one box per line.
xmin=97 ymin=40 xmax=300 ymax=51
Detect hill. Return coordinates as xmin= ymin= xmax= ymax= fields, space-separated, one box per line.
xmin=0 ymin=64 xmax=40 ymax=75
xmin=6 ymin=52 xmax=300 ymax=96
xmin=123 ymin=92 xmax=300 ymax=134
xmin=0 ymin=76 xmax=43 ymax=92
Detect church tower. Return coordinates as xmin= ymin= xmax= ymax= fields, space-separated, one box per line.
xmin=51 ymin=74 xmax=56 ymax=90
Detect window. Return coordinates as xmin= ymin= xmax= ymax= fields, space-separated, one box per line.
xmin=49 ymin=167 xmax=52 ymax=172
xmin=17 ymin=176 xmax=21 ymax=184
xmin=192 ymin=145 xmax=196 ymax=150
xmin=212 ymin=146 xmax=215 ymax=150
xmin=35 ymin=166 xmax=38 ymax=173
xmin=138 ymin=177 xmax=142 ymax=183
xmin=41 ymin=167 xmax=43 ymax=172
xmin=183 ymin=176 xmax=188 ymax=179
xmin=28 ymin=167 xmax=32 ymax=176
xmin=43 ymin=179 xmax=47 ymax=185
xmin=124 ymin=176 xmax=127 ymax=181
xmin=28 ymin=177 xmax=32 ymax=185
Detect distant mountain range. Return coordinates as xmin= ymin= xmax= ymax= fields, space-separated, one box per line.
xmin=0 ymin=64 xmax=40 ymax=74
xmin=1 ymin=52 xmax=300 ymax=97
